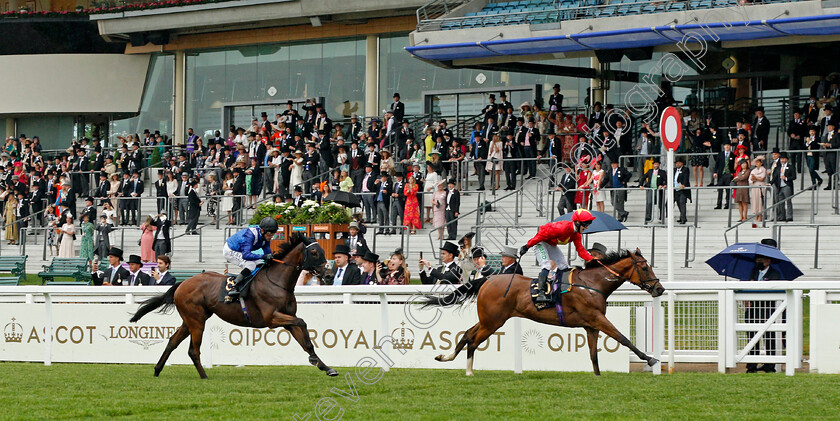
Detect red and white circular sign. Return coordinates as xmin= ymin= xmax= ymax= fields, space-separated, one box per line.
xmin=659 ymin=106 xmax=682 ymax=151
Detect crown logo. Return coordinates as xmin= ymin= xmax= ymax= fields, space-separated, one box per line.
xmin=4 ymin=317 xmax=22 ymax=343
xmin=391 ymin=322 xmax=414 ymax=350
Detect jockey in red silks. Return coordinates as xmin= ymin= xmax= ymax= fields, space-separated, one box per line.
xmin=520 ymin=209 xmax=596 ymax=304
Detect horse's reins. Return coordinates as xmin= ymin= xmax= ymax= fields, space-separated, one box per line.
xmin=592 ymin=255 xmax=660 ymax=293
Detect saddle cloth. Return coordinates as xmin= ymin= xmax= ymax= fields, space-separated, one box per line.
xmin=217 ymin=265 xmax=262 ymax=303
xmin=529 ymin=268 xmax=577 ymax=325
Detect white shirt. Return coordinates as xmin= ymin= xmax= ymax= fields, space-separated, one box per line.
xmin=756 ymin=266 xmax=769 ymax=281
xmin=155 ymin=270 xmax=169 ymax=285
xmin=333 ymin=264 xmax=348 ymax=286
xmin=128 ymin=270 xmax=140 ymax=286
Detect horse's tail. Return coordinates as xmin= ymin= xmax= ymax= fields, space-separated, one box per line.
xmin=130 ymin=282 xmax=181 ymax=323
xmin=420 ymin=277 xmax=487 ymax=308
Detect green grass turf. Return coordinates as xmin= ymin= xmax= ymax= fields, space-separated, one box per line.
xmin=1 ymin=362 xmax=838 ymax=420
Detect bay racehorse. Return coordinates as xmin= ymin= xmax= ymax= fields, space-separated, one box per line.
xmin=130 ymin=233 xmax=338 ymax=378
xmin=423 ymin=248 xmax=665 ymax=376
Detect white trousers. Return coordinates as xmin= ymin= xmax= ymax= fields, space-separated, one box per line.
xmin=533 ymin=241 xmax=570 ymax=272
xmin=223 ymin=243 xmax=259 ymax=272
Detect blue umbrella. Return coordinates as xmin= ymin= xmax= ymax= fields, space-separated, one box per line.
xmin=705 ymin=242 xmax=803 ymax=281
xmin=553 ymin=210 xmax=627 ymax=234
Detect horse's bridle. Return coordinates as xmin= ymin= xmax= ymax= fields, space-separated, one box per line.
xmin=271 ymin=241 xmax=324 ymax=275
xmin=595 ymin=254 xmax=660 ymax=293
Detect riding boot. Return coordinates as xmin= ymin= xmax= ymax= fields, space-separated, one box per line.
xmin=225 ymin=269 xmax=251 ymax=300
xmin=535 ymin=268 xmax=552 ymax=304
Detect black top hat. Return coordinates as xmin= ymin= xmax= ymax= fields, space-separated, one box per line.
xmin=440 ymin=241 xmax=459 ymax=255
xmin=362 ymin=251 xmax=380 ymax=263
xmin=439 ymin=119 xmax=447 ymax=124
xmin=447 ymin=178 xmax=456 ymax=185
xmin=393 ymin=93 xmax=400 ymax=98
xmin=108 ymin=247 xmax=123 ymax=259
xmin=287 ymin=100 xmax=294 ymax=105
xmin=394 ymin=172 xmax=404 ymax=177
xmin=127 ymin=254 xmax=142 ymax=265
xmin=294 ymin=185 xmax=303 ymax=192
xmin=85 ymin=196 xmax=94 ymax=203
xmin=675 ymin=156 xmax=685 ymax=164
xmin=333 ymin=244 xmax=352 ymax=256
xmin=755 ymin=106 xmax=765 ymax=112
xmin=489 ymin=94 xmax=496 ymax=100
xmin=826 ymin=104 xmax=835 ymax=112
xmin=553 ymin=83 xmax=561 ymax=90
xmin=772 ymin=147 xmax=781 ymax=154
xmin=143 ymin=129 xmax=150 ymax=134
xmin=379 ymin=171 xmax=389 ymax=177
xmin=354 ymin=245 xmax=370 ymax=257
xmin=760 ymin=238 xmax=778 ymax=248
xmin=779 ymin=152 xmax=789 ymax=159
xmin=546 ymin=128 xmax=555 ymax=135
xmin=261 ymin=112 xmax=268 ymax=117
xmin=793 ymin=107 xmax=802 ymax=114
xmin=471 ymin=247 xmax=486 ymax=259
xmin=499 ymin=92 xmax=507 ymax=97
xmin=652 ymin=157 xmax=661 ymax=164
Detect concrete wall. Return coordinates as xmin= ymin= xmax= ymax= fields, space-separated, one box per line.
xmin=0 ymin=54 xmax=150 ymax=115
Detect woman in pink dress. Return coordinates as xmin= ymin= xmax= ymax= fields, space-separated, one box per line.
xmin=139 ymin=216 xmax=157 ymax=262
xmin=432 ymin=181 xmax=447 ymax=240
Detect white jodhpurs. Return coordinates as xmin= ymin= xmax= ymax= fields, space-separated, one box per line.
xmin=532 ymin=241 xmax=570 ymax=272
xmin=223 ymin=243 xmax=259 ymax=272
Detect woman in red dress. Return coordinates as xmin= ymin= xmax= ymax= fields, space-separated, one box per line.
xmin=574 ymin=157 xmax=593 ymax=210
xmin=403 ymin=177 xmax=422 ymax=234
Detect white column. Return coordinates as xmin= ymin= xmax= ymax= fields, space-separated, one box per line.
xmin=173 ymin=50 xmax=186 ymax=146
xmin=365 ymin=35 xmax=379 ymax=119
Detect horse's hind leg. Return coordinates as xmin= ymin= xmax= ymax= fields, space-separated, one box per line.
xmin=584 ymin=327 xmax=601 ymax=376
xmin=591 ymin=314 xmax=659 ymax=367
xmin=464 ymin=322 xmax=503 ymax=376
xmin=436 ymin=323 xmax=479 ymax=362
xmin=184 ymin=318 xmax=209 ymax=379
xmin=272 ymin=311 xmax=338 ymax=377
xmin=154 ymin=323 xmax=190 ymax=377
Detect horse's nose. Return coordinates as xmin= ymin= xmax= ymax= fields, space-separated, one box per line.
xmin=654 ymin=285 xmax=665 ymax=297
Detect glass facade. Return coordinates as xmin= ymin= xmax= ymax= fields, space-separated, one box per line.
xmin=185 ymin=38 xmax=366 ymax=138
xmin=379 ymin=35 xmax=591 ymax=117
xmin=111 ymin=54 xmax=175 ymax=141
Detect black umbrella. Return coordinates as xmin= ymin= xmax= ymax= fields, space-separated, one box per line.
xmin=325 ymin=191 xmax=361 ymax=208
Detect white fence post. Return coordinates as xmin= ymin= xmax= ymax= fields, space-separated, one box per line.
xmin=513 ymin=317 xmax=522 ymax=374
xmin=652 ymin=295 xmax=662 ymax=375
xmin=43 ymin=293 xmax=52 ymax=367
xmin=809 ymin=290 xmax=827 ymax=372
xmin=725 ymin=289 xmax=736 ymax=369
xmin=379 ymin=293 xmax=390 ymax=372
xmin=717 ymin=290 xmax=726 ymax=373
xmin=667 ymin=291 xmax=675 ymax=373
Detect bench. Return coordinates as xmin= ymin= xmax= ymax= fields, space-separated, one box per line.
xmin=0 ymin=255 xmax=27 ymax=284
xmin=45 ymin=281 xmax=92 ymax=286
xmin=38 ymin=258 xmax=91 ymax=284
xmin=169 ymin=270 xmax=205 ymax=283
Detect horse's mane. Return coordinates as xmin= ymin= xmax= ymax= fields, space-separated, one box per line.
xmin=274 ymin=233 xmax=307 ymax=259
xmin=585 ymin=249 xmax=631 ymax=269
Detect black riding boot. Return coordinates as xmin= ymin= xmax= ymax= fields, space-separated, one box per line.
xmin=225 ymin=268 xmax=251 ymax=300
xmin=535 ymin=268 xmax=552 ymax=304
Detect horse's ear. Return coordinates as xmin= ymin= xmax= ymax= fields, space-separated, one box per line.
xmin=635 ymin=248 xmax=642 ymax=256
xmin=302 ymin=236 xmax=311 ymax=245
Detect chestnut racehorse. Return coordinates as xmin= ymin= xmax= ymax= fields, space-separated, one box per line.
xmin=423 ymin=248 xmax=665 ymax=376
xmin=130 ymin=233 xmax=338 ymax=378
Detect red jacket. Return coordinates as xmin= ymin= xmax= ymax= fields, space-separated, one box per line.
xmin=526 ymin=221 xmax=593 ymax=262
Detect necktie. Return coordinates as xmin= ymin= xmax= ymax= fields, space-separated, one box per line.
xmin=365 ymin=274 xmax=371 ymax=284
xmin=336 ymin=268 xmax=343 ymax=285
xmin=130 ymin=274 xmax=136 ymax=286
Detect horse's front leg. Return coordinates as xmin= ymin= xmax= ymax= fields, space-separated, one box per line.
xmin=584 ymin=327 xmax=601 ymax=376
xmin=590 ymin=314 xmax=659 ymax=367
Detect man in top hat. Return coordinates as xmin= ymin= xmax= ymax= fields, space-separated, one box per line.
xmin=121 ymin=171 xmax=144 ymax=225
xmin=125 ymin=255 xmax=152 ymax=286
xmin=330 ymin=245 xmax=362 ymax=286
xmin=419 ymin=241 xmax=463 ymax=285
xmin=483 ymin=94 xmax=498 ymax=125
xmin=101 ymin=247 xmax=130 ymax=286
xmin=788 ymin=108 xmax=808 ymax=172
xmin=374 ymin=172 xmax=392 ymax=234
xmin=499 ymin=246 xmax=524 ymax=275
xmin=518 ymin=118 xmax=540 ymax=179
xmin=714 ymin=143 xmax=736 ymax=209
xmin=186 ymin=179 xmax=203 ymax=235
xmin=752 ymin=106 xmax=770 ymax=151
xmin=470 ymin=247 xmax=497 ymax=282
xmin=499 ymin=92 xmax=513 ymax=114
xmin=641 ymin=158 xmax=667 ymax=224
xmin=81 ymin=197 xmax=96 ymax=224
xmin=821 ymin=121 xmax=840 ymax=190
xmin=260 ymin=111 xmax=272 ymax=135
xmin=771 ymin=152 xmax=796 ymax=221
xmin=389 ymin=172 xmax=406 ymax=230
xmin=282 ymin=100 xmax=298 ymax=126
xmin=359 ymin=251 xmax=380 ymax=285
xmin=345 ymin=221 xmax=367 ymax=255
xmin=673 ymin=157 xmax=691 ymax=224
xmin=548 ymin=83 xmax=564 ymax=113
xmin=390 ymin=93 xmax=404 ymax=123
xmin=588 ymin=242 xmax=609 ymax=259
xmin=445 ymin=178 xmax=460 ymax=240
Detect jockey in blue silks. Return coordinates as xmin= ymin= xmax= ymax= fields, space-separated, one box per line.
xmin=222 ymin=217 xmax=278 ymax=299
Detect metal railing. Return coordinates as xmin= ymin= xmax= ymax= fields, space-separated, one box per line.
xmin=416 ymin=0 xmax=471 ymax=23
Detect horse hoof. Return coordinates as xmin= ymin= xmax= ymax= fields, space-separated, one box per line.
xmin=465 ymin=371 xmax=473 ymax=377
xmin=435 ymin=355 xmax=444 ymax=362
xmin=647 ymin=358 xmax=660 ymax=367
xmin=326 ymin=368 xmax=339 ymax=377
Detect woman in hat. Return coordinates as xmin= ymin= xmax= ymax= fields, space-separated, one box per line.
xmin=221 ymin=171 xmax=235 ymax=224
xmin=339 ymin=170 xmax=354 ymax=193
xmin=3 ymin=188 xmax=18 ymax=245
xmin=289 ymin=150 xmax=304 ymax=194
xmin=80 ymin=213 xmax=95 ymax=263
xmin=732 ymin=159 xmax=751 ymax=222
xmin=590 ymin=160 xmax=606 ymax=212
xmin=377 ymin=249 xmax=410 ymax=285
xmin=380 ymin=149 xmax=395 ymax=176
xmin=164 ymin=171 xmax=179 ymax=220
xmin=205 ymin=172 xmax=221 ymax=220
xmin=486 ymin=134 xmax=503 ymax=190
xmin=139 ymin=215 xmax=157 ymax=262
xmin=45 ymin=205 xmax=59 ymax=256
xmin=108 ymin=173 xmax=122 ymax=225
xmin=403 ymin=175 xmax=421 ymax=234
xmin=57 ymin=214 xmax=76 ymax=258
xmin=432 ymin=180 xmax=447 ymax=240
xmin=423 ymin=163 xmax=441 ymax=223
xmin=749 ymin=155 xmax=767 ymax=225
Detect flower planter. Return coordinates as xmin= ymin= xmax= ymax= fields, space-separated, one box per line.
xmin=310 ymin=223 xmax=349 ymax=260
